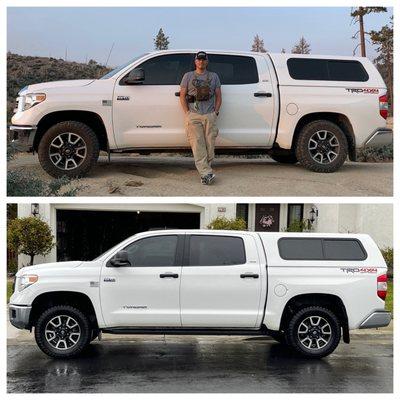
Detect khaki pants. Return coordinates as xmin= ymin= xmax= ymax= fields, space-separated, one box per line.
xmin=185 ymin=111 xmax=219 ymax=176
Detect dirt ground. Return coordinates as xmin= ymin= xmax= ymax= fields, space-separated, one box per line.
xmin=8 ymin=153 xmax=393 ymax=196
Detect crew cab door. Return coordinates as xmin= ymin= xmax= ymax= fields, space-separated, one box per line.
xmin=208 ymin=53 xmax=275 ymax=147
xmin=100 ymin=234 xmax=183 ymax=327
xmin=113 ymin=53 xmax=192 ymax=149
xmin=180 ymin=233 xmax=263 ymax=328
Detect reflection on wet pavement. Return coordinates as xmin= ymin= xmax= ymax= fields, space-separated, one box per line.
xmin=7 ymin=337 xmax=393 ymax=393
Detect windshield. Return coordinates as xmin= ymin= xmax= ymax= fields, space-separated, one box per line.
xmin=100 ymin=53 xmax=148 ymax=79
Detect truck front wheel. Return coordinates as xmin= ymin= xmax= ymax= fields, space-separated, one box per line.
xmin=34 ymin=305 xmax=92 ymax=358
xmin=285 ymin=306 xmax=341 ymax=358
xmin=38 ymin=121 xmax=99 ymax=178
xmin=295 ymin=120 xmax=348 ymax=173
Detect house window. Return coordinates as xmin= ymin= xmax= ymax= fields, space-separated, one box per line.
xmin=236 ymin=204 xmax=249 ymax=228
xmin=287 ymin=204 xmax=304 ymax=227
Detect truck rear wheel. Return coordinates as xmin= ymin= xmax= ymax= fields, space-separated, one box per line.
xmin=38 ymin=121 xmax=99 ymax=178
xmin=34 ymin=305 xmax=91 ymax=359
xmin=295 ymin=120 xmax=348 ymax=173
xmin=285 ymin=306 xmax=341 ymax=358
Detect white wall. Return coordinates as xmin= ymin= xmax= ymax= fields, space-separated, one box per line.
xmin=313 ymin=203 xmax=393 ymax=248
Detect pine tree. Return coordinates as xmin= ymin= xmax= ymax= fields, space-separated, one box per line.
xmin=291 ymin=36 xmax=311 ymax=54
xmin=369 ymin=17 xmax=393 ymax=113
xmin=251 ymin=34 xmax=267 ymax=53
xmin=154 ymin=28 xmax=170 ymax=50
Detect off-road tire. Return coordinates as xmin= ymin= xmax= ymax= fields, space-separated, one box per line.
xmin=295 ymin=120 xmax=348 ymax=173
xmin=38 ymin=121 xmax=99 ymax=178
xmin=285 ymin=306 xmax=341 ymax=358
xmin=269 ymin=153 xmax=298 ymax=164
xmin=34 ymin=305 xmax=92 ymax=359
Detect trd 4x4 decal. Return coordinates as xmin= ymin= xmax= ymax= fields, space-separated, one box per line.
xmin=345 ymin=88 xmax=379 ymax=94
xmin=340 ymin=267 xmax=377 ymax=274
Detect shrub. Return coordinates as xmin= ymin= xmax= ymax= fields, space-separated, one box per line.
xmin=8 ymin=216 xmax=55 ymax=266
xmin=357 ymin=145 xmax=393 ymax=162
xmin=8 ymin=259 xmax=18 ymax=275
xmin=285 ymin=219 xmax=310 ymax=232
xmin=8 ymin=169 xmax=83 ymax=196
xmin=207 ymin=217 xmax=247 ymax=231
xmin=381 ymin=247 xmax=393 ymax=278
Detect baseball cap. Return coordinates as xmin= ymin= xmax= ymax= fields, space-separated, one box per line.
xmin=195 ymin=51 xmax=208 ymax=60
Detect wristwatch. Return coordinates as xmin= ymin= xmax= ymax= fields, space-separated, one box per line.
xmin=216 ymin=111 xmax=219 ymax=116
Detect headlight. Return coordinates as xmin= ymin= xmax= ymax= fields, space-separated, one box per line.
xmin=17 ymin=93 xmax=46 ymax=112
xmin=17 ymin=274 xmax=38 ymax=291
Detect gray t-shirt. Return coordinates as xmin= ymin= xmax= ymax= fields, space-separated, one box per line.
xmin=180 ymin=70 xmax=221 ymax=115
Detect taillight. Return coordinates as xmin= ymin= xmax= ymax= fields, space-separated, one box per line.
xmin=379 ymin=94 xmax=388 ymax=119
xmin=377 ymin=274 xmax=387 ymax=300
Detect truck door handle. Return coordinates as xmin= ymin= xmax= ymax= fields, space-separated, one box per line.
xmin=160 ymin=273 xmax=179 ymax=278
xmin=240 ymin=273 xmax=259 ymax=279
xmin=175 ymin=92 xmax=180 ymax=97
xmin=254 ymin=92 xmax=272 ymax=98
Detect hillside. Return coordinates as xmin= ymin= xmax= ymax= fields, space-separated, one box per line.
xmin=7 ymin=53 xmax=111 ymax=122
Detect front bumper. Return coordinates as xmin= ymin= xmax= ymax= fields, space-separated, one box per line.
xmin=9 ymin=304 xmax=32 ymax=329
xmin=8 ymin=125 xmax=37 ymax=152
xmin=359 ymin=311 xmax=391 ymax=329
xmin=363 ymin=128 xmax=393 ymax=148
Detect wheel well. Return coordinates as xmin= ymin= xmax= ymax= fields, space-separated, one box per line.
xmin=292 ymin=112 xmax=356 ymax=161
xmin=29 ymin=291 xmax=99 ymax=330
xmin=279 ymin=293 xmax=349 ymax=342
xmin=34 ymin=111 xmax=109 ymax=152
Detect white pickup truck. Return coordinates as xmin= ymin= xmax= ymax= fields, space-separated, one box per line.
xmin=9 ymin=230 xmax=391 ymax=359
xmin=10 ymin=50 xmax=392 ymax=177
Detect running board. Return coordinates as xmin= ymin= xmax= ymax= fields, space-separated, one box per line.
xmin=102 ymin=327 xmax=268 ymax=336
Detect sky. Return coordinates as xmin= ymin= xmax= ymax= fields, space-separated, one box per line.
xmin=7 ymin=7 xmax=393 ymax=66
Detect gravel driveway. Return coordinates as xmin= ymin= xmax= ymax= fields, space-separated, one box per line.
xmin=8 ymin=153 xmax=393 ymax=196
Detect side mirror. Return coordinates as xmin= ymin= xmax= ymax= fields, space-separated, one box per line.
xmin=107 ymin=250 xmax=131 ymax=267
xmin=123 ymin=68 xmax=145 ymax=85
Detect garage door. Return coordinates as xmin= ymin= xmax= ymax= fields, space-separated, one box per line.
xmin=56 ymin=210 xmax=200 ymax=261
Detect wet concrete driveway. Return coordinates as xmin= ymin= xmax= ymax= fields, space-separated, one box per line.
xmin=7 ymin=334 xmax=392 ymax=393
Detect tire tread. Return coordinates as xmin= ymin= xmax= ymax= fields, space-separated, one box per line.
xmin=38 ymin=121 xmax=99 ymax=178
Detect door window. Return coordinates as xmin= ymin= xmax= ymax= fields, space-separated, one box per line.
xmin=122 ymin=235 xmax=179 ymax=266
xmin=207 ymin=54 xmax=259 ymax=84
xmin=188 ymin=235 xmax=246 ymax=266
xmin=131 ymin=54 xmax=192 ymax=85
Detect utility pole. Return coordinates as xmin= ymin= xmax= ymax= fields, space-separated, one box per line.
xmin=359 ymin=7 xmax=366 ymax=57
xmin=351 ymin=6 xmax=387 ymax=57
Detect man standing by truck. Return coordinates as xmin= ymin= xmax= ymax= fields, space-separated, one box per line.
xmin=180 ymin=51 xmax=222 ymax=185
